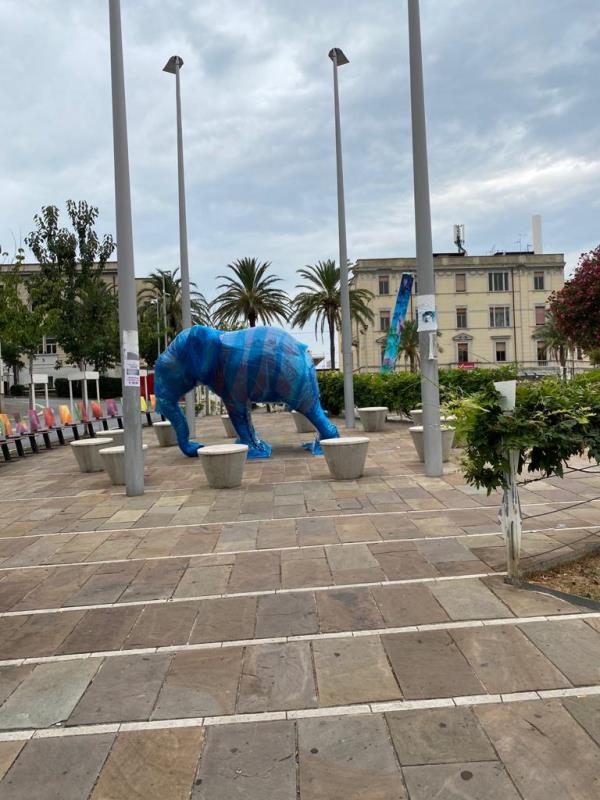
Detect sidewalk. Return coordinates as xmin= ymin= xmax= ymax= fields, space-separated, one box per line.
xmin=0 ymin=412 xmax=599 ymax=798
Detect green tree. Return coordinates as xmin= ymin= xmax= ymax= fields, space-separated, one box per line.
xmin=290 ymin=259 xmax=374 ymax=369
xmin=0 ymin=264 xmax=56 ymax=406
xmin=25 ymin=201 xmax=119 ymax=372
xmin=533 ymin=311 xmax=571 ymax=378
xmin=212 ymin=258 xmax=289 ymax=328
xmin=398 ymin=319 xmax=420 ymax=373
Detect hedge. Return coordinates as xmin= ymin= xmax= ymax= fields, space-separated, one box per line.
xmin=54 ymin=376 xmax=123 ymax=399
xmin=317 ymin=366 xmax=518 ymax=416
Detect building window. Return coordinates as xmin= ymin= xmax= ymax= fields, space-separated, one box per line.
xmin=576 ymin=347 xmax=583 ymax=360
xmin=495 ymin=341 xmax=507 ymax=362
xmin=535 ymin=305 xmax=546 ymax=326
xmin=457 ymin=342 xmax=469 ymax=364
xmin=534 ymin=271 xmax=545 ymax=291
xmin=537 ymin=342 xmax=548 ymax=366
xmin=378 ymin=275 xmax=390 ymax=295
xmin=380 ymin=344 xmax=387 ymax=365
xmin=489 ymin=306 xmax=511 ymax=328
xmin=47 ymin=375 xmax=54 ymax=389
xmin=456 ymin=307 xmax=468 ymax=329
xmin=412 ymin=275 xmax=418 ymax=294
xmin=379 ymin=311 xmax=390 ymax=331
xmin=455 ymin=273 xmax=466 ymax=293
xmin=489 ymin=272 xmax=509 ymax=292
xmin=38 ymin=336 xmax=58 ymax=355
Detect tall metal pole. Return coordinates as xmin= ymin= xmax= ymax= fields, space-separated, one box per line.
xmin=108 ymin=0 xmax=144 ymax=496
xmin=407 ymin=0 xmax=442 ymax=476
xmin=161 ymin=272 xmax=169 ymax=349
xmin=329 ymin=47 xmax=354 ymax=428
xmin=164 ymin=55 xmax=195 ymax=436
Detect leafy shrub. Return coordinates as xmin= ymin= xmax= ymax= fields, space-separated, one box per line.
xmin=9 ymin=384 xmax=26 ymax=396
xmin=450 ymin=376 xmax=600 ymax=493
xmin=54 ymin=376 xmax=122 ymax=399
xmin=316 ymin=366 xmax=517 ymax=417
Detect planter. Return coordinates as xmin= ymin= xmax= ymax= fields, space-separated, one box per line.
xmin=409 ymin=425 xmax=456 ymax=463
xmin=199 ymin=444 xmax=248 ymax=488
xmin=409 ymin=409 xmax=423 ymax=426
xmin=221 ymin=415 xmax=237 ymax=438
xmin=358 ymin=406 xmax=388 ymax=432
xmin=70 ymin=438 xmax=113 ymax=473
xmin=153 ymin=420 xmax=177 ymax=447
xmin=291 ymin=410 xmax=316 ymax=434
xmin=99 ymin=443 xmax=148 ymax=485
xmin=321 ymin=437 xmax=370 ymax=480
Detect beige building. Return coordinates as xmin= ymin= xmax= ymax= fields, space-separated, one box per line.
xmin=349 ymin=251 xmax=586 ymax=373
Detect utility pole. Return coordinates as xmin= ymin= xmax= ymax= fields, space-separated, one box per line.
xmin=108 ymin=0 xmax=144 ymax=495
xmin=329 ymin=47 xmax=355 ymax=428
xmin=407 ymin=0 xmax=443 ymax=476
xmin=164 ymin=55 xmax=196 ymax=436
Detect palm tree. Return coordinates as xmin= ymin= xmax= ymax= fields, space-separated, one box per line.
xmin=138 ymin=268 xmax=210 ymax=337
xmin=290 ymin=259 xmax=374 ymax=370
xmin=533 ymin=312 xmax=571 ymax=377
xmin=398 ymin=319 xmax=420 ymax=373
xmin=212 ymin=258 xmax=289 ymax=328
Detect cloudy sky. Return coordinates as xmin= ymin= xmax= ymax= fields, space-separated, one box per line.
xmin=1 ymin=0 xmax=599 ymax=357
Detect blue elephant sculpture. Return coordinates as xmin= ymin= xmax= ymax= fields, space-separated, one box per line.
xmin=154 ymin=325 xmax=339 ymax=459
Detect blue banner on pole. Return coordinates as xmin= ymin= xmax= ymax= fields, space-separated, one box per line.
xmin=380 ymin=273 xmax=414 ymax=374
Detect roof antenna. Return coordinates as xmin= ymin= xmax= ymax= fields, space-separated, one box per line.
xmin=453 ymin=224 xmax=466 ymax=255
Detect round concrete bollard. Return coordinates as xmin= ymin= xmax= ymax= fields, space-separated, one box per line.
xmin=199 ymin=444 xmax=248 ymax=489
xmin=358 ymin=407 xmax=388 ymax=432
xmin=409 ymin=425 xmax=456 ymax=463
xmin=321 ymin=437 xmax=370 ymax=480
xmin=291 ymin=410 xmax=316 ymax=434
xmin=221 ymin=415 xmax=237 ymax=438
xmin=409 ymin=409 xmax=423 ymax=426
xmin=99 ymin=444 xmax=148 ymax=485
xmin=96 ymin=428 xmax=125 ymax=440
xmin=153 ymin=420 xmax=177 ymax=447
xmin=70 ymin=438 xmax=113 ymax=473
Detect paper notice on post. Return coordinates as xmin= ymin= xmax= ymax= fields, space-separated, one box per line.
xmin=416 ymin=294 xmax=438 ymax=332
xmin=123 ymin=330 xmax=140 ymax=387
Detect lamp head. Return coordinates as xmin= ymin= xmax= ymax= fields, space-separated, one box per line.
xmin=163 ymin=56 xmax=184 ymax=74
xmin=328 ymin=48 xmax=349 ymax=65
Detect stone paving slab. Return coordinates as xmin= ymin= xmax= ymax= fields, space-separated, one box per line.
xmin=298 ymin=714 xmax=406 ymax=799
xmin=0 ymin=734 xmax=115 ymax=800
xmin=402 ymin=761 xmax=521 ymax=799
xmin=90 ymin=728 xmax=204 ymax=800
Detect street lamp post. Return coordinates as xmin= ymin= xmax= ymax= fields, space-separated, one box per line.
xmin=328 ymin=47 xmax=355 ymax=429
xmin=163 ymin=56 xmax=196 ymax=436
xmin=161 ymin=271 xmax=170 ymax=350
xmin=108 ymin=0 xmax=144 ymax=496
xmin=407 ymin=0 xmax=443 ymax=476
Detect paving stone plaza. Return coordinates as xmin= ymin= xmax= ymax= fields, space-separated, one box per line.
xmin=0 ymin=412 xmax=599 ymax=798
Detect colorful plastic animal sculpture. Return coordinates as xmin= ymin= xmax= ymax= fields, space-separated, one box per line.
xmin=154 ymin=325 xmax=338 ymax=459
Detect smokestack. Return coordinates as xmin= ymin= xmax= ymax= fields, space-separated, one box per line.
xmin=532 ymin=214 xmax=543 ymax=254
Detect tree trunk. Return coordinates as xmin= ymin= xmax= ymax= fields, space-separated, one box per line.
xmin=409 ymin=353 xmax=416 ymax=373
xmin=328 ymin=314 xmax=336 ymax=370
xmin=28 ymin=354 xmax=34 ymax=410
xmin=248 ymin=311 xmax=256 ymax=328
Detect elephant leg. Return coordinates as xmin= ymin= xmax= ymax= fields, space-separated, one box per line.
xmin=158 ymin=398 xmax=203 ymax=457
xmin=226 ymin=403 xmax=272 ymax=459
xmin=303 ymin=405 xmax=339 ymax=456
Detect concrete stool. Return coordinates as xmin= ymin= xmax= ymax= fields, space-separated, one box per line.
xmin=291 ymin=410 xmax=316 ymax=434
xmin=96 ymin=428 xmax=125 ymax=440
xmin=153 ymin=420 xmax=177 ymax=447
xmin=70 ymin=438 xmax=113 ymax=473
xmin=221 ymin=415 xmax=237 ymax=438
xmin=199 ymin=444 xmax=248 ymax=489
xmin=409 ymin=425 xmax=456 ymax=463
xmin=99 ymin=444 xmax=148 ymax=485
xmin=321 ymin=437 xmax=370 ymax=480
xmin=358 ymin=407 xmax=388 ymax=432
xmin=409 ymin=409 xmax=423 ymax=425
